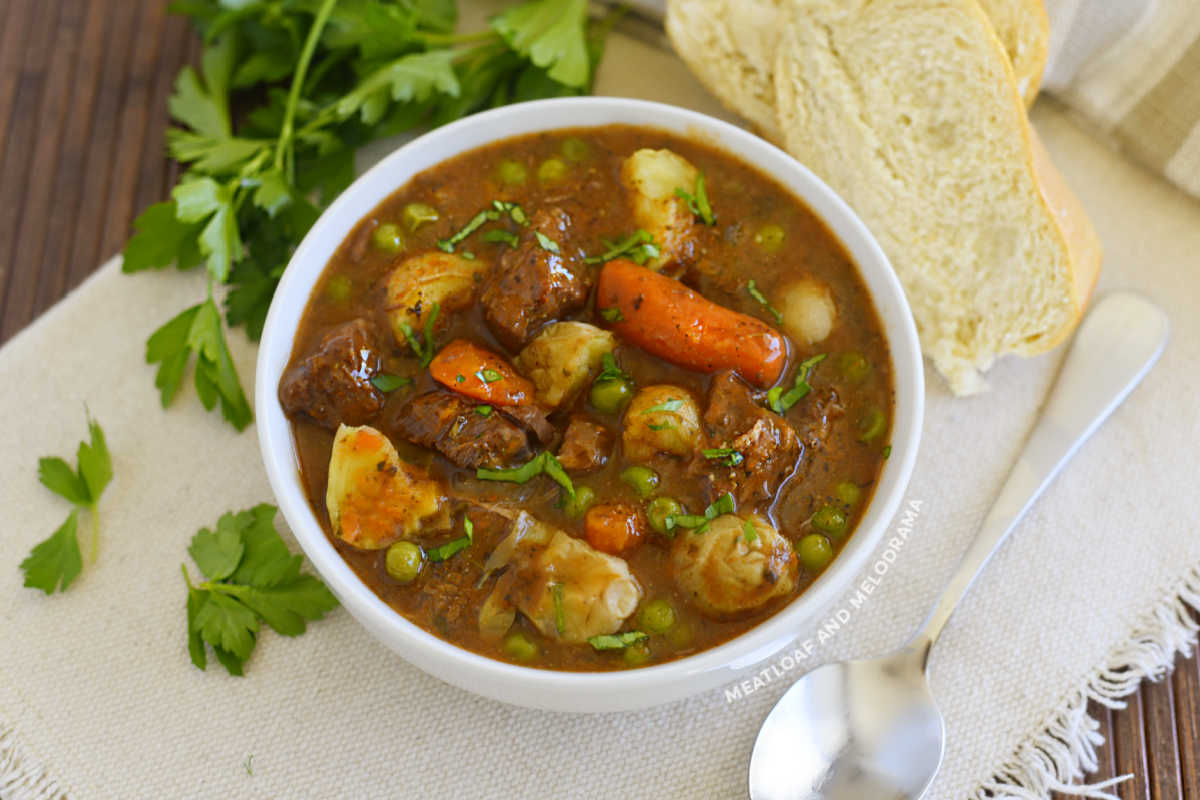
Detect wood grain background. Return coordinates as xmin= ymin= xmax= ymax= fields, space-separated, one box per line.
xmin=0 ymin=1 xmax=1195 ymax=796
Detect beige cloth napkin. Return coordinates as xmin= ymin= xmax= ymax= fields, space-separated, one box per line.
xmin=3 ymin=14 xmax=1200 ymax=800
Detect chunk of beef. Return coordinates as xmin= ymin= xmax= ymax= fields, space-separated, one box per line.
xmin=479 ymin=207 xmax=590 ymax=349
xmin=556 ymin=417 xmax=612 ymax=472
xmin=699 ymin=371 xmax=801 ymax=506
xmin=386 ymin=391 xmax=531 ymax=469
xmin=793 ymin=387 xmax=844 ymax=453
xmin=500 ymin=404 xmax=559 ymax=449
xmin=278 ymin=319 xmax=385 ymax=430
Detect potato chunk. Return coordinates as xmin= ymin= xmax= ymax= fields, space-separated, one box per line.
xmin=478 ymin=512 xmax=642 ymax=643
xmin=326 ymin=424 xmax=446 ymax=550
xmin=382 ymin=252 xmax=485 ymax=346
xmin=514 ymin=321 xmax=615 ymax=407
xmin=620 ymin=148 xmax=701 ymax=269
xmin=778 ymin=278 xmax=837 ymax=345
xmin=671 ymin=514 xmax=796 ymax=617
xmin=621 ymin=385 xmax=702 ymax=461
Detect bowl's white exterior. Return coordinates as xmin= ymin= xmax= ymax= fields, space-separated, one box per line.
xmin=255 ymin=97 xmax=924 ymax=713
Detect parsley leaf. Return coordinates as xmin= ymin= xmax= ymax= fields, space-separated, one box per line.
xmin=746 ymin=279 xmax=783 ymax=324
xmin=20 ymin=512 xmax=83 ymax=595
xmin=642 ymin=398 xmax=683 ymax=414
xmin=588 ymin=631 xmax=648 ymax=650
xmin=397 ymin=302 xmax=440 ymax=367
xmin=476 ymin=451 xmax=575 ymax=498
xmin=370 ymin=373 xmax=412 ymax=392
xmin=598 ymin=306 xmax=624 ymax=322
xmin=534 ymin=231 xmax=560 ymax=253
xmin=768 ymin=354 xmax=826 ymax=415
xmin=183 ymin=504 xmax=337 ymax=675
xmin=427 ymin=536 xmax=471 ymax=562
xmin=20 ymin=413 xmax=113 ymax=593
xmin=583 ymin=229 xmax=659 ymax=265
xmin=492 ymin=0 xmax=590 ymax=88
xmin=666 ymin=493 xmax=735 ymax=535
xmin=675 ymin=173 xmax=715 ymax=226
xmin=121 ymin=201 xmax=204 ymax=274
xmin=743 ymin=518 xmax=759 ymax=544
xmin=702 ymin=447 xmax=745 ymax=467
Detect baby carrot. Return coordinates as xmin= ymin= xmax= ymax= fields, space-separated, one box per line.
xmin=429 ymin=339 xmax=535 ymax=406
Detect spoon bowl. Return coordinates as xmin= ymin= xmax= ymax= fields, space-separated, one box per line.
xmin=749 ymin=645 xmax=944 ymax=800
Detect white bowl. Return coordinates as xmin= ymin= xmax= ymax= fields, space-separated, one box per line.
xmin=256 ymin=97 xmax=924 ymax=713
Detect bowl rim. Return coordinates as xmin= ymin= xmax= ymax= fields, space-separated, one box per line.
xmin=255 ymin=96 xmax=924 ymax=708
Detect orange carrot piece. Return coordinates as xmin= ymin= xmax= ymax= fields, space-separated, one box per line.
xmin=595 ymin=259 xmax=786 ymax=387
xmin=584 ymin=503 xmax=646 ymax=555
xmin=429 ymin=339 xmax=535 ymax=406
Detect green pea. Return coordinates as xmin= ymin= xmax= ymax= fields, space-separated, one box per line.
xmin=495 ymin=158 xmax=527 ymax=185
xmin=665 ymin=620 xmax=693 ymax=648
xmin=620 ymin=465 xmax=660 ymax=499
xmin=838 ymin=351 xmax=871 ymax=383
xmin=797 ymin=534 xmax=834 ymax=572
xmin=563 ymin=485 xmax=597 ymax=519
xmin=325 ymin=275 xmax=352 ymax=303
xmin=623 ymin=642 xmax=652 ymax=667
xmin=811 ymin=505 xmax=848 ymax=537
xmin=537 ymin=157 xmax=568 ymax=183
xmin=646 ymin=496 xmax=682 ymax=535
xmin=402 ymin=202 xmax=439 ymax=232
xmin=371 ymin=222 xmax=405 ymax=254
xmin=639 ymin=599 xmax=676 ymax=634
xmin=502 ymin=631 xmax=539 ymax=662
xmin=834 ymin=481 xmax=862 ymax=506
xmin=589 ymin=376 xmax=633 ymax=414
xmin=385 ymin=541 xmax=423 ymax=583
xmin=754 ymin=223 xmax=786 ymax=253
xmin=858 ymin=406 xmax=887 ymax=443
xmin=560 ymin=137 xmax=589 ymax=162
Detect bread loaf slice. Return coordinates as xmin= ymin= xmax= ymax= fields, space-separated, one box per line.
xmin=774 ymin=0 xmax=1100 ymax=394
xmin=664 ymin=0 xmax=1048 ymax=140
xmin=976 ymin=0 xmax=1050 ymax=106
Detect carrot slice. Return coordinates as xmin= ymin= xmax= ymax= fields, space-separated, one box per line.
xmin=595 ymin=259 xmax=786 ymax=387
xmin=429 ymin=339 xmax=535 ymax=406
xmin=584 ymin=503 xmax=646 ymax=555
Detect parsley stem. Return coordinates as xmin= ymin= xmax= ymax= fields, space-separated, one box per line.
xmin=418 ymin=29 xmax=498 ymax=46
xmin=275 ymin=0 xmax=339 ymax=181
xmin=88 ymin=503 xmax=100 ymax=565
xmin=181 ymin=563 xmax=195 ymax=589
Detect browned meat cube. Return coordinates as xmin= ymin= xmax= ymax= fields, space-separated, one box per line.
xmin=499 ymin=404 xmax=559 ymax=449
xmin=385 ymin=391 xmax=531 ymax=469
xmin=557 ymin=417 xmax=612 ymax=472
xmin=278 ymin=319 xmax=385 ymax=430
xmin=699 ymin=371 xmax=802 ymax=506
xmin=479 ymin=207 xmax=590 ymax=350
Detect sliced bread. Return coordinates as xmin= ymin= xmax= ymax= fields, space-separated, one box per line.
xmin=664 ymin=0 xmax=1048 ymax=140
xmin=774 ymin=0 xmax=1100 ymax=393
xmin=976 ymin=0 xmax=1050 ymax=106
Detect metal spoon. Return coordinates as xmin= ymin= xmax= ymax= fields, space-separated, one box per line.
xmin=749 ymin=292 xmax=1169 ymax=800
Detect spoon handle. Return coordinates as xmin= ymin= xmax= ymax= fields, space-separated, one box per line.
xmin=910 ymin=292 xmax=1168 ymax=654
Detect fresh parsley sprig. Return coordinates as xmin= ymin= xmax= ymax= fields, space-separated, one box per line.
xmin=123 ymin=0 xmax=612 ymax=429
xmin=20 ymin=413 xmax=113 ymax=594
xmin=182 ymin=504 xmax=338 ymax=676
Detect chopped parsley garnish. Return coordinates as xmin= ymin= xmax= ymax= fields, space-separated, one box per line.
xmin=588 ymin=631 xmax=648 ymax=650
xmin=481 ymin=229 xmax=519 ymax=247
xmin=703 ymin=447 xmax=745 ymax=467
xmin=456 ymin=374 xmax=465 ymax=383
xmin=595 ymin=352 xmax=629 ymax=384
xmin=646 ymin=422 xmax=673 ymax=431
xmin=397 ymin=303 xmax=440 ymax=367
xmin=599 ymin=306 xmax=624 ymax=322
xmin=641 ymin=398 xmax=683 ymax=415
xmin=370 ymin=374 xmax=412 ymax=393
xmin=746 ymin=279 xmax=783 ymax=324
xmin=477 ymin=368 xmax=504 ymax=383
xmin=493 ymin=200 xmax=529 ymax=226
xmin=767 ymin=354 xmax=826 ymax=414
xmin=461 ymin=251 xmax=476 ymax=260
xmin=882 ymin=445 xmax=892 ymax=459
xmin=583 ymin=229 xmax=660 ymax=265
xmin=666 ymin=492 xmax=735 ymax=534
xmin=182 ymin=504 xmax=338 ymax=675
xmin=675 ymin=173 xmax=715 ymax=226
xmin=743 ymin=518 xmax=759 ymax=544
xmin=552 ymin=582 xmax=567 ymax=634
xmin=464 ymin=517 xmax=475 ymax=544
xmin=20 ymin=413 xmax=113 ymax=594
xmin=475 ymin=405 xmax=493 ymax=417
xmin=427 ymin=536 xmax=471 ymax=563
xmin=477 ymin=451 xmax=575 ymax=498
xmin=534 ymin=231 xmax=561 ymax=253
xmin=437 ymin=208 xmax=500 ymax=253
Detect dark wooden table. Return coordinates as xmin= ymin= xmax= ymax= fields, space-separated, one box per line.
xmin=1 ymin=1 xmax=1196 ymax=796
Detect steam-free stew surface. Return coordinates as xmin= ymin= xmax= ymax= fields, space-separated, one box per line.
xmin=282 ymin=126 xmax=893 ymax=671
